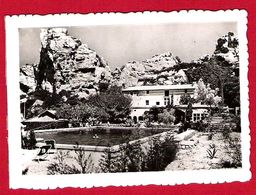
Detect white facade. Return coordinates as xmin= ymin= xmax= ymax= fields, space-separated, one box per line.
xmin=122 ymin=84 xmax=195 ymax=121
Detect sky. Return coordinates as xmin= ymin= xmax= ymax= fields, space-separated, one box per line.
xmin=19 ymin=22 xmax=237 ymax=70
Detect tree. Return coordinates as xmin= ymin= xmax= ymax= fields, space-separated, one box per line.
xmin=56 ymin=103 xmax=110 ymax=124
xmin=180 ymin=93 xmax=193 ymax=105
xmin=87 ymin=85 xmax=132 ymax=123
xmin=186 ymin=102 xmax=193 ymax=122
xmin=223 ymin=77 xmax=240 ymax=108
xmin=143 ymin=106 xmax=164 ymax=123
xmin=158 ymin=109 xmax=176 ymax=125
xmin=186 ymin=56 xmax=236 ymax=106
xmin=193 ymin=78 xmax=222 ymax=107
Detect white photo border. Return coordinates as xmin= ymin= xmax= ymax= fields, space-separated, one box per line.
xmin=5 ymin=10 xmax=250 ymax=189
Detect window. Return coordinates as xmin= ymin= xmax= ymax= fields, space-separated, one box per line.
xmin=156 ymin=101 xmax=160 ymax=106
xmin=165 ymin=90 xmax=169 ymax=96
xmin=138 ymin=116 xmax=143 ymax=121
xmin=185 ymin=89 xmax=188 ymax=93
xmin=146 ymin=90 xmax=149 ymax=94
xmin=146 ymin=100 xmax=149 ymax=105
xmin=164 ymin=97 xmax=170 ymax=105
xmin=193 ymin=113 xmax=201 ymax=122
xmin=193 ymin=113 xmax=208 ymax=122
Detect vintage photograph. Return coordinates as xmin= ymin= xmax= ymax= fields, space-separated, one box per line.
xmin=6 ymin=11 xmax=250 ymax=188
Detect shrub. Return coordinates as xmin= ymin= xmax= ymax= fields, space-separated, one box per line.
xmin=99 ymin=140 xmax=145 ymax=173
xmin=178 ymin=121 xmax=191 ymax=133
xmin=141 ymin=135 xmax=178 ymax=171
xmin=99 ymin=134 xmax=178 ymax=173
xmin=206 ymin=144 xmax=217 ymax=159
xmin=221 ymin=130 xmax=242 ymax=168
xmin=190 ymin=120 xmax=210 ymax=132
xmin=73 ymin=143 xmax=95 ymax=173
xmin=23 ymin=130 xmax=37 ymax=150
xmin=143 ymin=106 xmax=164 ymax=123
xmin=158 ymin=109 xmax=176 ymax=125
xmin=232 ymin=115 xmax=241 ymax=132
xmin=208 ymin=133 xmax=213 ymax=140
xmin=47 ymin=150 xmax=78 ymax=175
xmin=222 ymin=126 xmax=232 ymax=140
xmin=47 ymin=144 xmax=95 ymax=175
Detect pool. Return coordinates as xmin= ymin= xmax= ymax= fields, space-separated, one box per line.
xmin=35 ymin=127 xmax=175 ymax=146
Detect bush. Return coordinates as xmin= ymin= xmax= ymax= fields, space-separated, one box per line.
xmin=178 ymin=121 xmax=191 ymax=133
xmin=190 ymin=120 xmax=209 ymax=132
xmin=99 ymin=141 xmax=145 ymax=173
xmin=141 ymin=135 xmax=177 ymax=171
xmin=47 ymin=150 xmax=79 ymax=175
xmin=206 ymin=144 xmax=217 ymax=159
xmin=22 ymin=130 xmax=37 ymax=150
xmin=99 ymin=134 xmax=178 ymax=173
xmin=221 ymin=129 xmax=242 ymax=168
xmin=47 ymin=144 xmax=95 ymax=175
xmin=231 ymin=115 xmax=241 ymax=132
xmin=143 ymin=106 xmax=164 ymax=123
xmin=158 ymin=109 xmax=176 ymax=125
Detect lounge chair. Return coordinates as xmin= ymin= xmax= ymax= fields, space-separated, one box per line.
xmin=35 ymin=144 xmax=52 ymax=162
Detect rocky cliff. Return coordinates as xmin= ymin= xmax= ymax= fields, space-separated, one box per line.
xmin=214 ymin=32 xmax=239 ymax=68
xmin=20 ymin=64 xmax=37 ymax=94
xmin=35 ymin=28 xmax=112 ymax=98
xmin=113 ymin=52 xmax=187 ymax=87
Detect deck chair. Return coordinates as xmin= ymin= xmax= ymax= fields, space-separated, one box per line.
xmin=35 ymin=144 xmax=52 ymax=162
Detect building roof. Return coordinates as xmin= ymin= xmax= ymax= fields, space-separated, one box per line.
xmin=122 ymin=84 xmax=195 ymax=92
xmin=24 ymin=110 xmax=63 ymax=123
xmin=24 ymin=115 xmax=58 ymax=123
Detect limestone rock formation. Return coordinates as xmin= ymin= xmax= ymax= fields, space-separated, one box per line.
xmin=20 ymin=64 xmax=37 ymax=94
xmin=36 ymin=28 xmax=112 ymax=98
xmin=113 ymin=52 xmax=187 ymax=87
xmin=214 ymin=32 xmax=239 ymax=66
xmin=191 ymin=32 xmax=239 ymax=68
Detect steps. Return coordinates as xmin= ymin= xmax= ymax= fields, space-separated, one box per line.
xmin=210 ymin=117 xmax=224 ymax=124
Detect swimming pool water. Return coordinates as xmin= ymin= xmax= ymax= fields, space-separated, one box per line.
xmin=35 ymin=128 xmax=172 ymax=146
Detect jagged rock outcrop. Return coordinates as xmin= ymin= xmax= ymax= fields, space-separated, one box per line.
xmin=20 ymin=64 xmax=37 ymax=94
xmin=191 ymin=32 xmax=239 ymax=68
xmin=113 ymin=52 xmax=187 ymax=87
xmin=214 ymin=32 xmax=239 ymax=68
xmin=35 ymin=28 xmax=112 ymax=98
